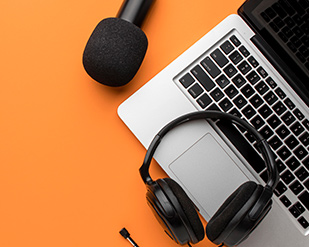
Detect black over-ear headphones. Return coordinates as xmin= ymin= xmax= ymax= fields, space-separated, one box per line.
xmin=139 ymin=110 xmax=279 ymax=247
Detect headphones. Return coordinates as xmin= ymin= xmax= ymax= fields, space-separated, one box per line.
xmin=139 ymin=110 xmax=279 ymax=247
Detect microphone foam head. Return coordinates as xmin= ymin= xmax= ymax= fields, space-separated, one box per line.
xmin=83 ymin=18 xmax=148 ymax=87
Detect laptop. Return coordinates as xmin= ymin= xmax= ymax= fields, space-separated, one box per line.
xmin=118 ymin=0 xmax=309 ymax=246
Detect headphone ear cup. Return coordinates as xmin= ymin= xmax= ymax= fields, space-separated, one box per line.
xmin=206 ymin=181 xmax=261 ymax=244
xmin=162 ymin=178 xmax=205 ymax=243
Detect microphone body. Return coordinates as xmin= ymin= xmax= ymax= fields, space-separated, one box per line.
xmin=83 ymin=0 xmax=155 ymax=87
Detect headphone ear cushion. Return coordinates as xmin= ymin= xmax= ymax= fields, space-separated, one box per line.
xmin=164 ymin=178 xmax=205 ymax=242
xmin=206 ymin=181 xmax=258 ymax=242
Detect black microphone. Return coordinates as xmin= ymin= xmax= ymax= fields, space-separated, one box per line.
xmin=83 ymin=0 xmax=155 ymax=87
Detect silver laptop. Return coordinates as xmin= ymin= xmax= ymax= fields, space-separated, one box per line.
xmin=118 ymin=0 xmax=309 ymax=246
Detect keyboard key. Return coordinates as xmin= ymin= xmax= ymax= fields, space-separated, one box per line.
xmin=303 ymin=157 xmax=309 ymax=170
xmin=281 ymin=169 xmax=295 ymax=184
xmin=191 ymin=65 xmax=215 ymax=91
xmin=294 ymin=145 xmax=308 ymax=160
xmin=289 ymin=180 xmax=304 ymax=195
xmin=179 ymin=73 xmax=195 ymax=88
xmin=216 ymin=74 xmax=230 ymax=89
xmin=269 ymin=135 xmax=283 ymax=150
xmin=276 ymin=159 xmax=286 ymax=173
xmin=295 ymin=166 xmax=309 ymax=181
xmin=250 ymin=94 xmax=263 ymax=108
xmin=260 ymin=125 xmax=274 ymax=139
xmin=197 ymin=94 xmax=212 ymax=109
xmin=298 ymin=191 xmax=309 ymax=210
xmin=293 ymin=108 xmax=305 ymax=120
xmin=280 ymin=195 xmax=292 ymax=207
xmin=257 ymin=66 xmax=268 ymax=78
xmin=238 ymin=61 xmax=252 ymax=75
xmin=281 ymin=112 xmax=296 ymax=126
xmin=242 ymin=105 xmax=256 ymax=119
xmin=224 ymin=85 xmax=238 ymax=99
xmin=219 ymin=98 xmax=233 ymax=112
xmin=300 ymin=132 xmax=309 ymax=146
xmin=230 ymin=35 xmax=241 ymax=47
xmin=303 ymin=119 xmax=309 ymax=131
xmin=285 ymin=135 xmax=300 ymax=149
xmin=273 ymin=101 xmax=287 ymax=116
xmin=255 ymin=81 xmax=269 ymax=95
xmin=210 ymin=88 xmax=224 ymax=102
xmin=239 ymin=45 xmax=250 ymax=57
xmin=201 ymin=57 xmax=221 ymax=78
xmin=305 ymin=178 xmax=309 ymax=190
xmin=250 ymin=115 xmax=265 ymax=129
xmin=287 ymin=156 xmax=301 ymax=171
xmin=275 ymin=88 xmax=286 ymax=99
xmin=284 ymin=98 xmax=296 ymax=110
xmin=188 ymin=83 xmax=203 ymax=98
xmin=248 ymin=56 xmax=259 ymax=68
xmin=233 ymin=95 xmax=247 ymax=109
xmin=258 ymin=104 xmax=272 ymax=118
xmin=224 ymin=64 xmax=237 ymax=78
xmin=241 ymin=84 xmax=255 ymax=98
xmin=289 ymin=205 xmax=302 ymax=218
xmin=266 ymin=77 xmax=277 ymax=89
xmin=211 ymin=49 xmax=229 ymax=68
xmin=267 ymin=114 xmax=281 ymax=128
xmin=220 ymin=40 xmax=234 ymax=55
xmin=294 ymin=201 xmax=306 ymax=214
xmin=229 ymin=108 xmax=242 ymax=118
xmin=291 ymin=122 xmax=305 ymax=136
xmin=275 ymin=181 xmax=287 ymax=196
xmin=272 ymin=2 xmax=287 ymax=18
xmin=276 ymin=125 xmax=290 ymax=139
xmin=298 ymin=217 xmax=309 ymax=229
xmin=232 ymin=74 xmax=246 ymax=88
xmin=264 ymin=91 xmax=278 ymax=105
xmin=229 ymin=50 xmax=243 ymax=65
xmin=246 ymin=71 xmax=261 ymax=85
xmin=278 ymin=146 xmax=292 ymax=160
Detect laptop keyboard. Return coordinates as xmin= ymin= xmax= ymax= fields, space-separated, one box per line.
xmin=176 ymin=33 xmax=309 ymax=233
xmin=260 ymin=0 xmax=309 ymax=70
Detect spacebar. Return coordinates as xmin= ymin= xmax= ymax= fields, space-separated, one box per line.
xmin=216 ymin=120 xmax=266 ymax=174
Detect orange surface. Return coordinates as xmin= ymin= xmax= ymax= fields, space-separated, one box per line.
xmin=0 ymin=0 xmax=245 ymax=246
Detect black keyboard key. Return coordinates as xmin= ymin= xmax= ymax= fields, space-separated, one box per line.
xmin=273 ymin=101 xmax=287 ymax=116
xmin=298 ymin=217 xmax=309 ymax=229
xmin=232 ymin=74 xmax=246 ymax=88
xmin=273 ymin=16 xmax=285 ymax=29
xmin=248 ymin=56 xmax=259 ymax=68
xmin=188 ymin=83 xmax=203 ymax=98
xmin=210 ymin=88 xmax=224 ymax=102
xmin=278 ymin=146 xmax=292 ymax=160
xmin=279 ymin=0 xmax=296 ymax=16
xmin=191 ymin=65 xmax=215 ymax=91
xmin=206 ymin=103 xmax=220 ymax=111
xmin=266 ymin=77 xmax=277 ymax=89
xmin=280 ymin=195 xmax=292 ymax=207
xmin=230 ymin=35 xmax=241 ymax=47
xmin=229 ymin=108 xmax=242 ymax=118
xmin=255 ymin=81 xmax=269 ymax=95
xmin=295 ymin=166 xmax=309 ymax=181
xmin=216 ymin=74 xmax=230 ymax=89
xmin=275 ymin=181 xmax=287 ymax=196
xmin=289 ymin=205 xmax=302 ymax=218
xmin=241 ymin=84 xmax=255 ymax=98
xmin=284 ymin=98 xmax=295 ymax=110
xmin=250 ymin=115 xmax=265 ymax=129
xmin=211 ymin=49 xmax=229 ymax=68
xmin=276 ymin=159 xmax=286 ymax=173
xmin=260 ymin=125 xmax=274 ymax=139
xmin=294 ymin=201 xmax=306 ymax=214
xmin=239 ymin=45 xmax=250 ymax=57
xmin=220 ymin=40 xmax=234 ymax=55
xmin=216 ymin=120 xmax=266 ymax=174
xmin=257 ymin=66 xmax=268 ymax=78
xmin=276 ymin=125 xmax=290 ymax=139
xmin=229 ymin=50 xmax=243 ymax=65
xmin=300 ymin=132 xmax=309 ymax=146
xmin=281 ymin=169 xmax=295 ymax=184
xmin=293 ymin=108 xmax=305 ymax=120
xmin=291 ymin=122 xmax=305 ymax=136
xmin=250 ymin=94 xmax=263 ymax=108
xmin=302 ymin=156 xmax=309 ymax=170
xmin=224 ymin=85 xmax=238 ymax=99
xmin=197 ymin=94 xmax=212 ymax=109
xmin=298 ymin=191 xmax=309 ymax=210
xmin=305 ymin=178 xmax=309 ymax=190
xmin=275 ymin=88 xmax=286 ymax=99
xmin=289 ymin=180 xmax=304 ymax=195
xmin=285 ymin=135 xmax=300 ymax=149
xmin=272 ymin=2 xmax=287 ymax=18
xmin=287 ymin=156 xmax=301 ymax=171
xmin=246 ymin=71 xmax=261 ymax=85
xmin=264 ymin=91 xmax=278 ymax=105
xmin=269 ymin=135 xmax=283 ymax=150
xmin=281 ymin=112 xmax=296 ymax=126
xmin=224 ymin=64 xmax=237 ymax=78
xmin=294 ymin=145 xmax=308 ymax=160
xmin=238 ymin=61 xmax=252 ymax=75
xmin=179 ymin=73 xmax=195 ymax=88
xmin=233 ymin=95 xmax=247 ymax=109
xmin=201 ymin=57 xmax=221 ymax=78
xmin=287 ymin=0 xmax=306 ymax=15
xmin=219 ymin=98 xmax=233 ymax=112
xmin=242 ymin=105 xmax=256 ymax=119
xmin=303 ymin=119 xmax=309 ymax=131
xmin=267 ymin=114 xmax=281 ymax=128
xmin=258 ymin=104 xmax=272 ymax=118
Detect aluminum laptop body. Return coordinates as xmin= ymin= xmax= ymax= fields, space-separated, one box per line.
xmin=118 ymin=1 xmax=309 ymax=246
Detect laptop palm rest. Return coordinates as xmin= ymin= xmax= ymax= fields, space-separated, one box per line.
xmin=169 ymin=133 xmax=249 ymax=220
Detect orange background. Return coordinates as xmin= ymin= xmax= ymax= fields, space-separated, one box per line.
xmin=0 ymin=0 xmax=245 ymax=246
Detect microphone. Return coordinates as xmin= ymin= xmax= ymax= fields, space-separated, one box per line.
xmin=82 ymin=0 xmax=155 ymax=87
xmin=119 ymin=228 xmax=139 ymax=247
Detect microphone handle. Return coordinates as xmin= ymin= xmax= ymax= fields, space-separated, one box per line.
xmin=116 ymin=0 xmax=155 ymax=28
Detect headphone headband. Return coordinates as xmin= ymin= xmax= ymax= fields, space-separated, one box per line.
xmin=140 ymin=110 xmax=279 ymax=190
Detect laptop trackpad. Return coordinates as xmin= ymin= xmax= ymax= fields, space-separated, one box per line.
xmin=169 ymin=133 xmax=249 ymax=220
